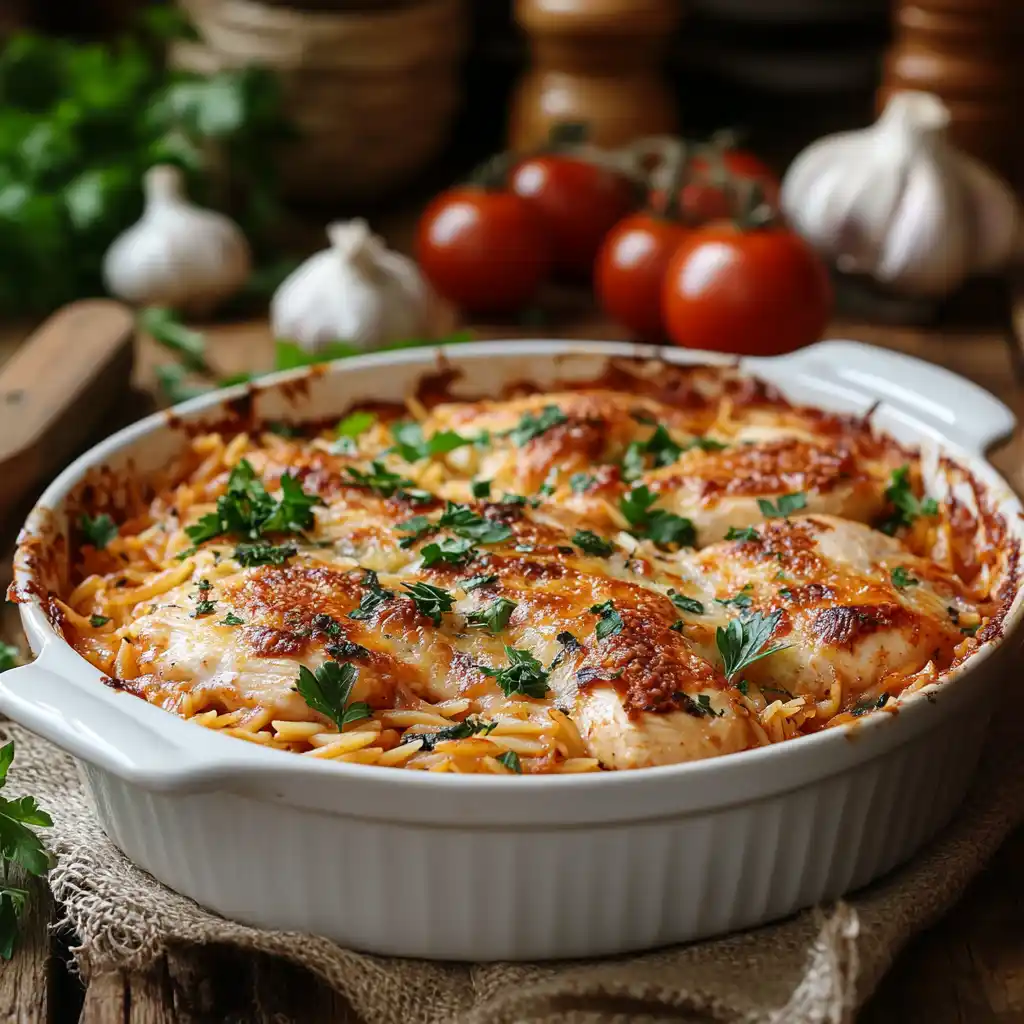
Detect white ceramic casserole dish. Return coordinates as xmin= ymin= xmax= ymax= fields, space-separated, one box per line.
xmin=3 ymin=339 xmax=1022 ymax=961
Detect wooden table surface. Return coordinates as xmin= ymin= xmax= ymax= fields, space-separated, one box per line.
xmin=1 ymin=291 xmax=1023 ymax=1022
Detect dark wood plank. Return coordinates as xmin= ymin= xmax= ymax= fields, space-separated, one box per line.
xmin=0 ymin=872 xmax=55 ymax=1023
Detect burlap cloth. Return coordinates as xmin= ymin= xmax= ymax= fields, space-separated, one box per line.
xmin=5 ymin=712 xmax=1023 ymax=1024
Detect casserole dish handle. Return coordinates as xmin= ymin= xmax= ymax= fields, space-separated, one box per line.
xmin=0 ymin=658 xmax=262 ymax=791
xmin=759 ymin=339 xmax=1016 ymax=455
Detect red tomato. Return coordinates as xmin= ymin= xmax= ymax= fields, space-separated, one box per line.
xmin=595 ymin=213 xmax=690 ymax=341
xmin=692 ymin=149 xmax=780 ymax=202
xmin=416 ymin=188 xmax=550 ymax=314
xmin=508 ymin=156 xmax=637 ymax=278
xmin=662 ymin=223 xmax=832 ymax=356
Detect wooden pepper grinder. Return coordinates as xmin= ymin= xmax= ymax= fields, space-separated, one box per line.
xmin=508 ymin=0 xmax=682 ymax=153
xmin=880 ymin=0 xmax=1024 ymax=191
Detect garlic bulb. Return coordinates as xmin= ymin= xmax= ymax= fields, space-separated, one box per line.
xmin=103 ymin=165 xmax=251 ymax=315
xmin=781 ymin=91 xmax=1021 ymax=297
xmin=271 ymin=219 xmax=439 ymax=353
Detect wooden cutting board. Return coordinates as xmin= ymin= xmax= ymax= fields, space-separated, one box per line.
xmin=0 ymin=300 xmax=136 ymax=525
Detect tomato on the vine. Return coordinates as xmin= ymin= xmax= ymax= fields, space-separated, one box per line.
xmin=662 ymin=220 xmax=832 ymax=356
xmin=596 ymin=213 xmax=690 ymax=341
xmin=509 ymin=155 xmax=637 ymax=278
xmin=416 ymin=188 xmax=550 ymax=314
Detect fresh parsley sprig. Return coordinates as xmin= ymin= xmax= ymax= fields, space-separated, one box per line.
xmin=421 ymin=538 xmax=477 ymax=568
xmin=590 ymin=600 xmax=624 ymax=640
xmin=619 ymin=485 xmax=695 ymax=549
xmin=402 ymin=582 xmax=456 ymax=626
xmin=668 ymin=590 xmax=704 ymax=615
xmin=479 ymin=646 xmax=550 ymax=698
xmin=349 ymin=570 xmax=395 ymax=621
xmin=294 ymin=662 xmax=372 ymax=731
xmin=79 ymin=513 xmax=118 ymax=550
xmin=390 ymin=422 xmax=475 ymax=462
xmin=757 ymin=492 xmax=807 ymax=519
xmin=507 ymin=406 xmax=568 ymax=446
xmin=467 ymin=597 xmax=517 ymax=633
xmin=880 ymin=466 xmax=939 ymax=535
xmin=716 ymin=609 xmax=788 ymax=683
xmin=344 ymin=461 xmax=413 ymax=498
xmin=890 ymin=567 xmax=919 ymax=590
xmin=438 ymin=503 xmax=513 ymax=544
xmin=400 ymin=716 xmax=498 ymax=753
xmin=573 ymin=530 xmax=614 ymax=557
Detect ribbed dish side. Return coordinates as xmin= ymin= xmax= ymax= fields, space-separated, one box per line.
xmin=77 ymin=696 xmax=991 ymax=962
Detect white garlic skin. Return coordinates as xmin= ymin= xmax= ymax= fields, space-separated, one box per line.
xmin=781 ymin=91 xmax=1021 ymax=297
xmin=103 ymin=165 xmax=251 ymax=315
xmin=271 ymin=219 xmax=440 ymax=353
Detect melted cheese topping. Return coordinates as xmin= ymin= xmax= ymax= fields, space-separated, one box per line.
xmin=54 ymin=363 xmax=1011 ymax=774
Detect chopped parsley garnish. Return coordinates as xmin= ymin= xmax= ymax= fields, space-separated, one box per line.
xmin=391 ymin=421 xmax=474 ymax=462
xmin=497 ymin=750 xmax=522 ymax=773
xmin=890 ymin=567 xmax=919 ymax=590
xmin=850 ymin=693 xmax=891 ymax=717
xmin=757 ymin=492 xmax=807 ymax=519
xmin=573 ymin=530 xmax=614 ymax=557
xmin=192 ymin=596 xmax=216 ymax=618
xmin=467 ymin=597 xmax=517 ymax=633
xmin=570 ymin=472 xmax=595 ymax=493
xmin=590 ymin=600 xmax=624 ymax=640
xmin=549 ymin=629 xmax=583 ymax=670
xmin=197 ymin=578 xmax=212 ymax=591
xmin=344 ymin=461 xmax=413 ymax=498
xmin=880 ymin=466 xmax=939 ymax=535
xmin=336 ymin=410 xmax=376 ymax=438
xmin=479 ymin=645 xmax=550 ymax=698
xmin=186 ymin=460 xmax=320 ymax=547
xmin=294 ymin=661 xmax=371 ymax=731
xmin=438 ymin=503 xmax=512 ymax=544
xmin=507 ymin=405 xmax=568 ymax=446
xmin=89 ymin=615 xmax=111 ymax=628
xmin=621 ymin=424 xmax=686 ymax=481
xmin=715 ymin=584 xmax=754 ymax=611
xmin=327 ymin=640 xmax=370 ymax=660
xmin=0 ymin=644 xmax=18 ymax=673
xmin=619 ymin=485 xmax=695 ymax=549
xmin=233 ymin=542 xmax=297 ymax=567
xmin=218 ymin=612 xmax=245 ymax=626
xmin=0 ymin=741 xmax=53 ymax=961
xmin=668 ymin=590 xmax=704 ymax=615
xmin=348 ymin=569 xmax=394 ymax=621
xmin=725 ymin=526 xmax=760 ymax=542
xmin=684 ymin=436 xmax=728 ymax=452
xmin=675 ymin=692 xmax=724 ymax=718
xmin=396 ymin=487 xmax=434 ymax=505
xmin=669 ymin=620 xmax=684 ymax=633
xmin=716 ymin=609 xmax=788 ymax=683
xmin=396 ymin=515 xmax=435 ymax=548
xmin=421 ymin=538 xmax=476 ymax=567
xmin=311 ymin=613 xmax=343 ymax=636
xmin=402 ymin=581 xmax=455 ymax=625
xmin=471 ymin=479 xmax=492 ymax=499
xmin=401 ymin=715 xmax=497 ymax=752
xmin=461 ymin=573 xmax=498 ymax=592
xmin=79 ymin=513 xmax=118 ymax=549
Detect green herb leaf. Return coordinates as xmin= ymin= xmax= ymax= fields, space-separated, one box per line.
xmin=725 ymin=526 xmax=760 ymax=542
xmin=421 ymin=538 xmax=477 ymax=568
xmin=402 ymin=581 xmax=455 ymax=626
xmin=138 ymin=307 xmax=210 ymax=373
xmin=570 ymin=473 xmax=595 ymax=493
xmin=850 ymin=692 xmax=891 ymax=717
xmin=618 ymin=485 xmax=695 ymax=549
xmin=395 ymin=515 xmax=435 ymax=549
xmin=590 ymin=600 xmax=624 ymax=640
xmin=573 ymin=530 xmax=614 ymax=557
xmin=471 ymin=479 xmax=492 ymax=499
xmin=716 ymin=609 xmax=788 ymax=683
xmin=757 ymin=492 xmax=807 ymax=519
xmin=89 ymin=614 xmax=111 ymax=628
xmin=668 ymin=590 xmax=704 ymax=615
xmin=507 ymin=405 xmax=568 ymax=446
xmin=260 ymin=474 xmax=320 ymax=533
xmin=438 ymin=503 xmax=512 ymax=544
xmin=390 ymin=421 xmax=474 ymax=462
xmin=683 ymin=436 xmax=728 ymax=452
xmin=460 ymin=573 xmax=497 ymax=592
xmin=336 ymin=411 xmax=376 ymax=438
xmin=497 ymin=750 xmax=522 ymax=773
xmin=345 ymin=461 xmax=413 ymax=498
xmin=294 ymin=661 xmax=371 ymax=731
xmin=467 ymin=597 xmax=517 ymax=633
xmin=218 ymin=612 xmax=245 ymax=626
xmin=890 ymin=566 xmax=920 ymax=589
xmin=348 ymin=570 xmax=394 ymax=621
xmin=674 ymin=691 xmax=725 ymax=718
xmin=880 ymin=466 xmax=939 ymax=535
xmin=79 ymin=513 xmax=117 ymax=549
xmin=401 ymin=715 xmax=497 ymax=753
xmin=233 ymin=542 xmax=297 ymax=567
xmin=192 ymin=596 xmax=216 ymax=618
xmin=479 ymin=645 xmax=550 ymax=699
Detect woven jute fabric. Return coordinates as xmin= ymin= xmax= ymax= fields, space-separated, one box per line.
xmin=5 ymin=713 xmax=1022 ymax=1024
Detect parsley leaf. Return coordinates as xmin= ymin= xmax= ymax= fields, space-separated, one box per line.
xmin=684 ymin=436 xmax=728 ymax=452
xmin=471 ymin=479 xmax=492 ymax=499
xmin=573 ymin=530 xmax=614 ymax=557
xmin=345 ymin=461 xmax=412 ymax=497
xmin=467 ymin=597 xmax=517 ymax=633
xmin=674 ymin=692 xmax=725 ymax=718
xmin=890 ymin=567 xmax=919 ymax=589
xmin=479 ymin=646 xmax=550 ymax=698
xmin=233 ymin=542 xmax=297 ymax=567
xmin=402 ymin=581 xmax=455 ymax=626
xmin=336 ymin=411 xmax=376 ymax=438
xmin=590 ymin=600 xmax=624 ymax=640
xmin=618 ymin=485 xmax=695 ymax=549
xmin=757 ymin=492 xmax=807 ymax=519
xmin=725 ymin=526 xmax=760 ymax=542
xmin=218 ymin=612 xmax=245 ymax=626
xmin=79 ymin=513 xmax=117 ymax=549
xmin=461 ymin=573 xmax=497 ymax=592
xmin=507 ymin=405 xmax=568 ymax=446
xmin=851 ymin=693 xmax=891 ymax=717
xmin=570 ymin=472 xmax=595 ymax=493
xmin=311 ymin=613 xmax=343 ymax=636
xmin=349 ymin=570 xmax=395 ymax=621
xmin=716 ymin=609 xmax=789 ymax=682
xmin=497 ymin=750 xmax=522 ymax=773
xmin=668 ymin=590 xmax=704 ymax=615
xmin=89 ymin=614 xmax=111 ymax=628
xmin=438 ymin=503 xmax=512 ymax=544
xmin=421 ymin=538 xmax=477 ymax=567
xmin=0 ymin=646 xmax=18 ymax=673
xmin=880 ymin=466 xmax=939 ymax=535
xmin=391 ymin=421 xmax=474 ymax=462
xmin=396 ymin=515 xmax=435 ymax=548
xmin=401 ymin=715 xmax=497 ymax=752
xmin=294 ymin=662 xmax=371 ymax=730
xmin=715 ymin=584 xmax=754 ymax=611
xmin=622 ymin=425 xmax=685 ymax=480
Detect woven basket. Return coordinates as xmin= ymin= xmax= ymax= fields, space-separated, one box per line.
xmin=173 ymin=0 xmax=468 ymax=202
